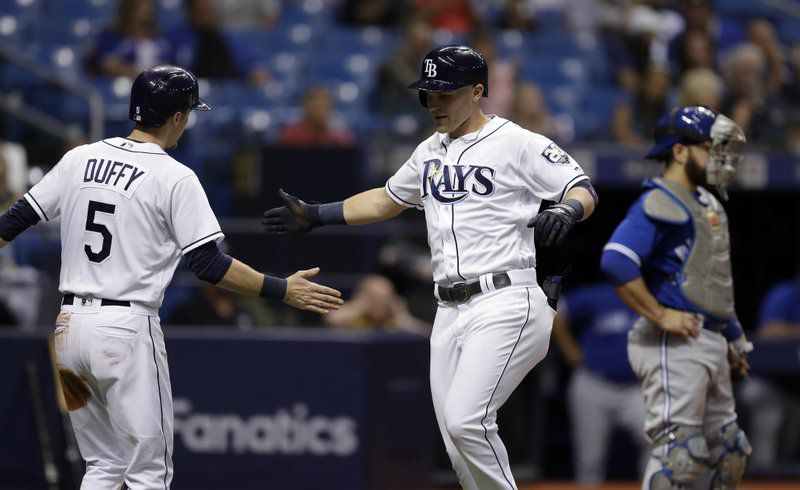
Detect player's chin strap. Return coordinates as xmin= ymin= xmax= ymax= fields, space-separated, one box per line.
xmin=706 ymin=115 xmax=746 ymax=201
xmin=542 ymin=265 xmax=571 ymax=310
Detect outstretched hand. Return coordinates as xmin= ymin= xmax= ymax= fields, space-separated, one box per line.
xmin=527 ymin=203 xmax=578 ymax=247
xmin=262 ymin=189 xmax=313 ymax=234
xmin=283 ymin=267 xmax=343 ymax=314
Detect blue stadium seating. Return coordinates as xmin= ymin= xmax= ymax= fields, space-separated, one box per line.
xmin=575 ymin=85 xmax=628 ymax=141
xmin=716 ymin=0 xmax=784 ymax=20
xmin=43 ymin=0 xmax=113 ymax=19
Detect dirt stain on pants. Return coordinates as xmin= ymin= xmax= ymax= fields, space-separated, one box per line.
xmin=58 ymin=367 xmax=91 ymax=411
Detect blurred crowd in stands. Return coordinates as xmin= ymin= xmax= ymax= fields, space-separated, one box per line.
xmin=0 ymin=0 xmax=800 ymax=479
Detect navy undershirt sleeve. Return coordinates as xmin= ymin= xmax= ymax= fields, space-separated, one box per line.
xmin=0 ymin=198 xmax=41 ymax=241
xmin=186 ymin=241 xmax=233 ymax=284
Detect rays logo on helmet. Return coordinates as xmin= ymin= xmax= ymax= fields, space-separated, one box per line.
xmin=542 ymin=143 xmax=570 ymax=165
xmin=424 ymin=59 xmax=437 ymax=78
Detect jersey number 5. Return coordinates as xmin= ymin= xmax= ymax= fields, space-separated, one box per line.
xmin=85 ymin=200 xmax=116 ymax=263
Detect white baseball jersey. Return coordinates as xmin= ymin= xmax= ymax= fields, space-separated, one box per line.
xmin=386 ymin=116 xmax=588 ymax=284
xmin=24 ymin=137 xmax=223 ymax=307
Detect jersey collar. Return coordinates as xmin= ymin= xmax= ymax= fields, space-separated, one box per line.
xmin=106 ymin=137 xmax=166 ymax=154
xmin=440 ymin=115 xmax=503 ymax=147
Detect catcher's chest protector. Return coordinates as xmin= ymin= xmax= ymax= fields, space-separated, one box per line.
xmin=645 ymin=177 xmax=735 ymax=319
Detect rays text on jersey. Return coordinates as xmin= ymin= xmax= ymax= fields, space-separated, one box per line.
xmin=81 ymin=158 xmax=149 ymax=198
xmin=420 ymin=159 xmax=496 ymax=204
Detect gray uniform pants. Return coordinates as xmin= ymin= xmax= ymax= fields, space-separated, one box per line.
xmin=627 ymin=318 xmax=738 ymax=489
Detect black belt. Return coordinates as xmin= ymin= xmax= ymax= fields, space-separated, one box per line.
xmin=63 ymin=293 xmax=130 ymax=307
xmin=437 ymin=272 xmax=512 ymax=303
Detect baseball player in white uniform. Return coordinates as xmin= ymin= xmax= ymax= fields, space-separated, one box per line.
xmin=0 ymin=65 xmax=342 ymax=489
xmin=262 ymin=46 xmax=598 ymax=489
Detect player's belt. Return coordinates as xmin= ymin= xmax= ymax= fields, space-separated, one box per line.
xmin=437 ymin=272 xmax=512 ymax=303
xmin=62 ymin=293 xmax=130 ymax=308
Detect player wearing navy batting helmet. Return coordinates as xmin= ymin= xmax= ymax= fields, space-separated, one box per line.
xmin=263 ymin=45 xmax=599 ymax=489
xmin=0 ymin=65 xmax=342 ymax=489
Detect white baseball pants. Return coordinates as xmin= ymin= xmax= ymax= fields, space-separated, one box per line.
xmin=54 ymin=298 xmax=172 ymax=489
xmin=430 ymin=283 xmax=555 ymax=490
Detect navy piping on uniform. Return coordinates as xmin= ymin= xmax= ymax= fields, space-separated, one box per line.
xmin=148 ymin=317 xmax=169 ymax=489
xmin=454 ymin=120 xmax=511 ymax=166
xmin=446 ymin=120 xmax=510 ymax=281
xmin=25 ymin=192 xmax=48 ymax=221
xmin=386 ymin=183 xmax=420 ymax=208
xmin=102 ymin=140 xmax=166 ymax=155
xmin=480 ymin=286 xmax=531 ymax=490
xmin=557 ymin=174 xmax=589 ymax=202
xmin=181 ymin=231 xmax=223 ymax=252
xmin=450 ymin=206 xmax=466 ymax=281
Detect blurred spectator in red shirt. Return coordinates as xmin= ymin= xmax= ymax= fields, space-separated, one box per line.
xmin=412 ymin=0 xmax=482 ymax=35
xmin=84 ymin=0 xmax=175 ymax=78
xmin=278 ymin=87 xmax=355 ymax=147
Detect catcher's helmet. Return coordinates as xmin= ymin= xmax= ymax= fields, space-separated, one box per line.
xmin=408 ymin=45 xmax=488 ymax=107
xmin=647 ymin=105 xmax=746 ymax=199
xmin=129 ymin=65 xmax=210 ymax=127
xmin=646 ymin=106 xmax=719 ymax=160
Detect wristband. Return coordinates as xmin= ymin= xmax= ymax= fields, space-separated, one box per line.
xmin=306 ymin=202 xmax=345 ymax=227
xmin=562 ymin=198 xmax=584 ymax=221
xmin=260 ymin=274 xmax=288 ymax=299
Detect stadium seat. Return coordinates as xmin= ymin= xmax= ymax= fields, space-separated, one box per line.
xmin=716 ymin=0 xmax=782 ymax=20
xmin=575 ymin=85 xmax=627 ymax=141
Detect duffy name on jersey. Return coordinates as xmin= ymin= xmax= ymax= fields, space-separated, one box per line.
xmin=82 ymin=158 xmax=149 ymax=198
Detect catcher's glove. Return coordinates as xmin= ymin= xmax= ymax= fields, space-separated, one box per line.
xmin=727 ymin=342 xmax=751 ymax=383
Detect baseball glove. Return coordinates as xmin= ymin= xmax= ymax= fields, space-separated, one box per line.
xmin=727 ymin=342 xmax=750 ymax=383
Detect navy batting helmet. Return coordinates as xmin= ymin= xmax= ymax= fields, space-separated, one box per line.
xmin=408 ymin=45 xmax=489 ymax=108
xmin=129 ymin=65 xmax=210 ymax=127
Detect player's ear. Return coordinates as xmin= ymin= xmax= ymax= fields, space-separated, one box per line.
xmin=672 ymin=143 xmax=688 ymax=165
xmin=171 ymin=110 xmax=190 ymax=127
xmin=473 ymin=83 xmax=484 ymax=101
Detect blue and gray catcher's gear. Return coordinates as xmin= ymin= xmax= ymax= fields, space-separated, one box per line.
xmin=408 ymin=45 xmax=489 ymax=108
xmin=129 ymin=65 xmax=210 ymax=127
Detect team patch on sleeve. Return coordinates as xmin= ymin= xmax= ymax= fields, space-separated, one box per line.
xmin=541 ymin=143 xmax=571 ymax=165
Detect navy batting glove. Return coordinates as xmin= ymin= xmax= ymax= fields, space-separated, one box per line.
xmin=262 ymin=189 xmax=316 ymax=234
xmin=527 ymin=199 xmax=583 ymax=247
